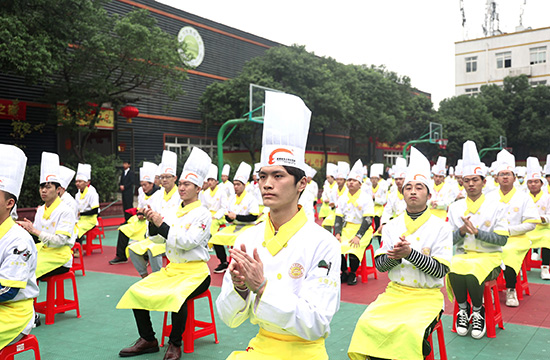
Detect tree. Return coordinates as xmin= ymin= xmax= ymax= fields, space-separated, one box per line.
xmin=1 ymin=1 xmax=189 ymax=161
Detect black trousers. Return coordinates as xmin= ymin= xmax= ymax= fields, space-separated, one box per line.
xmin=341 ymin=254 xmax=360 ymax=273
xmin=122 ymin=190 xmax=134 ymax=221
xmin=133 ymin=276 xmax=211 ymax=347
xmin=448 ymin=266 xmax=501 ymax=307
xmin=214 ymin=245 xmax=227 ymax=264
xmin=115 ymin=231 xmax=130 ymax=260
xmin=37 ymin=265 xmax=70 ymax=281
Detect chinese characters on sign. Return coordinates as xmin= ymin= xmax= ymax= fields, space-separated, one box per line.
xmin=0 ymin=99 xmax=27 ymax=121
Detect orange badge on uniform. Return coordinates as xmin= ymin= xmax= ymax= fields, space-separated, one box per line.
xmin=289 ymin=263 xmax=305 ymax=279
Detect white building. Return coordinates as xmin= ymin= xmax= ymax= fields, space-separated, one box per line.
xmin=455 ymin=26 xmax=550 ymax=96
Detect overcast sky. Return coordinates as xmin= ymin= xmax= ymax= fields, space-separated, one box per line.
xmin=158 ymin=0 xmax=550 ymax=108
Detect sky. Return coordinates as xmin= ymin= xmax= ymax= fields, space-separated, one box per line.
xmin=158 ymin=0 xmax=550 ymax=109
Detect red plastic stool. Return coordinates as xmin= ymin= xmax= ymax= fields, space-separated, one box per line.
xmin=71 ymin=242 xmax=85 ymax=276
xmin=497 ymin=257 xmax=530 ymax=300
xmin=526 ymin=249 xmax=542 ymax=270
xmin=426 ymin=320 xmax=447 ymax=360
xmin=34 ymin=270 xmax=81 ymax=325
xmin=452 ymin=280 xmax=504 ymax=338
xmin=0 ymin=334 xmax=41 ymax=360
xmin=160 ymin=289 xmax=219 ymax=353
xmin=83 ymin=225 xmax=103 ymax=256
xmin=356 ymin=244 xmax=378 ymax=283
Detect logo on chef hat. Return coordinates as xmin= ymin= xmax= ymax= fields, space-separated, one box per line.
xmin=413 ymin=174 xmax=427 ymax=180
xmin=268 ymin=148 xmax=296 ymax=166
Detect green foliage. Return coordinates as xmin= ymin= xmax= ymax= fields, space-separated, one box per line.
xmin=18 ymin=165 xmax=40 ymax=209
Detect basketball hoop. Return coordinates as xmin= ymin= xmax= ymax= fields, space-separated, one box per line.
xmin=436 ymin=138 xmax=448 ymax=150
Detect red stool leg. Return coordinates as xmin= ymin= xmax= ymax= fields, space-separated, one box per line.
xmin=206 ymin=290 xmax=219 ymax=345
xmin=70 ymin=272 xmax=81 ymax=319
xmin=484 ymin=280 xmax=504 ymax=338
xmin=45 ymin=277 xmax=56 ymax=325
xmin=183 ymin=297 xmax=196 ymax=353
xmin=160 ymin=312 xmax=170 ymax=347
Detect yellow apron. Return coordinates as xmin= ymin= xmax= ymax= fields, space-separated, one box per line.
xmin=209 ymin=210 xmax=227 ymax=236
xmin=340 ymin=222 xmax=373 ymax=261
xmin=119 ymin=215 xmax=147 ymax=241
xmin=348 ymin=282 xmax=442 ymax=360
xmin=76 ymin=214 xmax=97 ymax=238
xmin=35 ymin=243 xmax=72 ymax=279
xmin=321 ymin=211 xmax=336 ymax=227
xmin=126 ymin=238 xmax=165 ymax=258
xmin=0 ymin=299 xmax=34 ymax=349
xmin=227 ymin=328 xmax=327 ymax=360
xmin=449 ymin=252 xmax=502 ymax=285
xmin=528 ymin=224 xmax=550 ymax=249
xmin=318 ymin=202 xmax=331 ymax=219
xmin=502 ymin=234 xmax=531 ymax=274
xmin=431 ymin=208 xmax=447 ymax=220
xmin=374 ymin=204 xmax=384 ymax=217
xmin=208 ymin=223 xmax=255 ymax=247
xmin=116 ymin=261 xmax=209 ymax=312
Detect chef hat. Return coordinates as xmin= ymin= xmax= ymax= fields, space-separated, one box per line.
xmin=326 ymin=163 xmax=337 ymax=178
xmin=207 ymin=164 xmax=218 ymax=181
xmin=455 ymin=160 xmax=463 ymax=176
xmin=543 ymin=154 xmax=550 ymax=176
xmin=363 ymin=165 xmax=368 ymax=177
xmin=515 ymin=166 xmax=526 ymax=178
xmin=432 ymin=156 xmax=446 ymax=176
xmin=449 ymin=166 xmax=454 ymax=175
xmin=393 ymin=157 xmax=407 ymax=179
xmin=526 ymin=157 xmax=542 ymax=181
xmin=222 ymin=164 xmax=230 ymax=176
xmin=253 ymin=163 xmax=261 ymax=176
xmin=495 ymin=149 xmax=515 ymax=175
xmin=259 ymin=92 xmax=311 ymax=172
xmin=159 ymin=150 xmax=178 ymax=177
xmin=140 ymin=162 xmax=157 ymax=183
xmin=462 ymin=140 xmax=486 ymax=177
xmin=347 ymin=159 xmax=364 ymax=182
xmin=59 ymin=166 xmax=76 ymax=189
xmin=234 ymin=162 xmax=252 ymax=184
xmin=489 ymin=161 xmax=497 ymax=175
xmin=40 ymin=152 xmax=61 ymax=185
xmin=76 ymin=163 xmax=91 ymax=182
xmin=0 ymin=144 xmax=27 ymax=198
xmin=305 ymin=165 xmax=317 ymax=178
xmin=179 ymin=147 xmax=211 ymax=187
xmin=370 ymin=163 xmax=384 ymax=178
xmin=404 ymin=147 xmax=432 ymax=194
xmin=336 ymin=162 xmax=350 ymax=179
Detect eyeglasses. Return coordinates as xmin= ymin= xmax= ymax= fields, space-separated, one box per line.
xmin=498 ymin=172 xmax=513 ymax=177
xmin=159 ymin=175 xmax=174 ymax=180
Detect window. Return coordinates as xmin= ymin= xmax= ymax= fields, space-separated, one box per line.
xmin=384 ymin=151 xmax=406 ymax=165
xmin=308 ymin=145 xmax=338 ymax=153
xmin=465 ymin=87 xmax=479 ymax=96
xmin=164 ymin=135 xmax=221 ymax=158
xmin=530 ymin=80 xmax=547 ymax=86
xmin=530 ymin=46 xmax=547 ymax=65
xmin=496 ymin=51 xmax=512 ymax=69
xmin=465 ymin=56 xmax=477 ymax=72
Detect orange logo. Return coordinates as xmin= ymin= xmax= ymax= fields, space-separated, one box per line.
xmin=144 ymin=176 xmax=151 ymax=181
xmin=184 ymin=172 xmax=197 ymax=180
xmin=46 ymin=174 xmax=56 ymax=181
xmin=532 ymin=173 xmax=538 ymax=179
xmin=474 ymin=166 xmax=481 ymax=174
xmin=413 ymin=174 xmax=426 ymax=180
xmin=164 ymin=167 xmax=173 ymax=174
xmin=268 ymin=148 xmax=294 ymax=165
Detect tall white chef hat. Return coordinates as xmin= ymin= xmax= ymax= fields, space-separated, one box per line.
xmin=76 ymin=163 xmax=91 ymax=182
xmin=432 ymin=156 xmax=446 ymax=176
xmin=515 ymin=166 xmax=526 ymax=178
xmin=222 ymin=164 xmax=230 ymax=177
xmin=347 ymin=159 xmax=364 ymax=182
xmin=207 ymin=164 xmax=218 ymax=181
xmin=140 ymin=162 xmax=157 ymax=183
xmin=370 ymin=163 xmax=384 ymax=178
xmin=403 ymin=147 xmax=432 ymax=194
xmin=455 ymin=160 xmax=463 ymax=177
xmin=40 ymin=152 xmax=61 ymax=185
xmin=495 ymin=149 xmax=515 ymax=175
xmin=59 ymin=166 xmax=75 ymax=189
xmin=336 ymin=161 xmax=350 ymax=179
xmin=525 ymin=157 xmax=542 ymax=181
xmin=326 ymin=163 xmax=337 ymax=178
xmin=393 ymin=157 xmax=407 ymax=179
xmin=305 ymin=164 xmax=317 ymax=178
xmin=159 ymin=150 xmax=178 ymax=177
xmin=462 ymin=140 xmax=486 ymax=177
xmin=234 ymin=162 xmax=252 ymax=185
xmin=179 ymin=147 xmax=211 ymax=187
xmin=259 ymin=92 xmax=311 ymax=172
xmin=253 ymin=163 xmax=261 ymax=176
xmin=0 ymin=144 xmax=27 ymax=198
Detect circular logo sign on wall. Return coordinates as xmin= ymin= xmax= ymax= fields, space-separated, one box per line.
xmin=178 ymin=26 xmax=205 ymax=67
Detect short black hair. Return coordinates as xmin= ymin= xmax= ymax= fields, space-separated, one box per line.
xmin=283 ymin=166 xmax=306 ymax=185
xmin=39 ymin=182 xmax=61 ymax=189
xmin=2 ymin=190 xmax=17 ymax=212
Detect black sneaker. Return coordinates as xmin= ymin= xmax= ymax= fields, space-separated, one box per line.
xmin=456 ymin=303 xmax=471 ymax=336
xmin=109 ymin=257 xmax=128 ymax=265
xmin=34 ymin=313 xmax=41 ymax=328
xmin=347 ymin=272 xmax=357 ymax=285
xmin=214 ymin=262 xmax=229 ymax=273
xmin=471 ymin=306 xmax=486 ymax=339
xmin=340 ymin=272 xmax=349 ymax=283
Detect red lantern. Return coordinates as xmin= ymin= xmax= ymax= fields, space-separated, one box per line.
xmin=119 ymin=105 xmax=139 ymax=123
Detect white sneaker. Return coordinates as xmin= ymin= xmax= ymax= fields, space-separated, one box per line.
xmin=456 ymin=308 xmax=470 ymax=336
xmin=471 ymin=308 xmax=486 ymax=339
xmin=506 ymin=288 xmax=519 ymax=307
xmin=531 ymin=251 xmax=541 ymax=261
xmin=541 ymin=265 xmax=550 ymax=280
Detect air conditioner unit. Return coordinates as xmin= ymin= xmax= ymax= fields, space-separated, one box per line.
xmin=508 ymin=67 xmax=531 ymax=77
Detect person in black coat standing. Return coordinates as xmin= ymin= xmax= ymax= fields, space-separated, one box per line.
xmin=120 ymin=160 xmax=135 ymax=221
